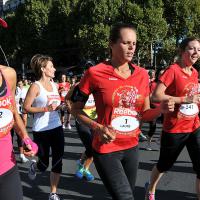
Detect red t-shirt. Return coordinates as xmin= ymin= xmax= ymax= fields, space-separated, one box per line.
xmin=79 ymin=61 xmax=149 ymax=153
xmin=160 ymin=63 xmax=200 ymax=133
xmin=58 ymin=82 xmax=71 ymax=102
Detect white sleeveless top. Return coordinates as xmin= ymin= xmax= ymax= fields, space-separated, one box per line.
xmin=32 ymin=81 xmax=62 ymax=132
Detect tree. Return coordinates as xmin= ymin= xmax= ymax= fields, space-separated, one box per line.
xmin=131 ymin=0 xmax=168 ymax=67
xmin=14 ymin=0 xmax=50 ymax=62
xmin=163 ymin=0 xmax=200 ymax=44
xmin=44 ymin=0 xmax=77 ymax=65
xmin=74 ymin=0 xmax=124 ymax=61
xmin=0 ymin=13 xmax=17 ymax=66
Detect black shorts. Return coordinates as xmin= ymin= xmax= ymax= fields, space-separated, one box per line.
xmin=33 ymin=126 xmax=64 ymax=173
xmin=157 ymin=128 xmax=200 ymax=178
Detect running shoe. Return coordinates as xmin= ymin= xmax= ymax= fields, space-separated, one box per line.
xmin=144 ymin=182 xmax=155 ymax=200
xmin=75 ymin=161 xmax=84 ymax=179
xmin=84 ymin=169 xmax=95 ymax=181
xmin=28 ymin=160 xmax=37 ymax=180
xmin=49 ymin=193 xmax=60 ymax=200
xmin=140 ymin=132 xmax=147 ymax=141
xmin=62 ymin=124 xmax=66 ymax=129
xmin=19 ymin=154 xmax=29 ymax=163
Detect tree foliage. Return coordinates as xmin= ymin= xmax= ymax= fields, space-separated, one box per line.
xmin=0 ymin=0 xmax=200 ymax=69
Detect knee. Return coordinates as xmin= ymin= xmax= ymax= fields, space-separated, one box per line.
xmin=37 ymin=161 xmax=49 ymax=172
xmin=52 ymin=160 xmax=63 ymax=173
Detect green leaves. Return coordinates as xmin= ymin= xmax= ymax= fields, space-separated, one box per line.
xmin=1 ymin=0 xmax=200 ymax=69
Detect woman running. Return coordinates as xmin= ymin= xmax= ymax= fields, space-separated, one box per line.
xmin=0 ymin=65 xmax=38 ymax=200
xmin=23 ymin=54 xmax=64 ymax=200
xmin=58 ymin=74 xmax=71 ymax=129
xmin=145 ymin=37 xmax=200 ymax=200
xmin=70 ymin=22 xmax=174 ymax=200
xmin=66 ymin=81 xmax=96 ymax=181
xmin=11 ymin=79 xmax=29 ymax=163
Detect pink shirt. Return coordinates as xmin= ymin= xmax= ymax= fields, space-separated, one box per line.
xmin=0 ymin=71 xmax=15 ymax=175
xmin=0 ymin=134 xmax=15 ymax=175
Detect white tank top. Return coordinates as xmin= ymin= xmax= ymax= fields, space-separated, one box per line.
xmin=32 ymin=81 xmax=62 ymax=132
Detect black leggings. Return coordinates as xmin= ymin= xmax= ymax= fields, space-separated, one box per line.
xmin=93 ymin=146 xmax=139 ymax=200
xmin=0 ymin=165 xmax=23 ymax=200
xmin=33 ymin=126 xmax=64 ymax=173
xmin=75 ymin=120 xmax=93 ymax=158
xmin=157 ymin=128 xmax=200 ymax=178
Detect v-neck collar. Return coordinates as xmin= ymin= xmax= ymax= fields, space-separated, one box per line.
xmin=110 ymin=62 xmax=135 ymax=80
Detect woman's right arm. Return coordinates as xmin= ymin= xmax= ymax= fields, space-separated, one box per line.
xmin=71 ymin=101 xmax=115 ymax=143
xmin=153 ymin=82 xmax=200 ymax=104
xmin=23 ymin=83 xmax=47 ymax=113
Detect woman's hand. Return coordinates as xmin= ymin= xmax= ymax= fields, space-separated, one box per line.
xmin=22 ymin=137 xmax=38 ymax=157
xmin=96 ymin=124 xmax=116 ymax=144
xmin=184 ymin=94 xmax=200 ymax=104
xmin=46 ymin=102 xmax=59 ymax=111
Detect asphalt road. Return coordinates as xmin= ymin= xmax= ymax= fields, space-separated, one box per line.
xmin=13 ymin=117 xmax=197 ymax=200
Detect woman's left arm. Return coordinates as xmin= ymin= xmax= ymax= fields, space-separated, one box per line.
xmin=6 ymin=67 xmax=38 ymax=156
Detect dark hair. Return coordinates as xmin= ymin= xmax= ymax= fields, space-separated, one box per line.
xmin=109 ymin=22 xmax=136 ymax=44
xmin=30 ymin=54 xmax=53 ymax=79
xmin=59 ymin=73 xmax=66 ymax=82
xmin=178 ymin=37 xmax=200 ymax=55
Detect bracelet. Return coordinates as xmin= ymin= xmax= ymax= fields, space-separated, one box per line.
xmin=43 ymin=107 xmax=48 ymax=112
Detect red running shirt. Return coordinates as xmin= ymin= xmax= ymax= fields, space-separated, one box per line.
xmin=58 ymin=82 xmax=71 ymax=102
xmin=79 ymin=61 xmax=149 ymax=153
xmin=160 ymin=63 xmax=200 ymax=133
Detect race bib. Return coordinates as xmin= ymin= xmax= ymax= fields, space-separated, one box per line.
xmin=111 ymin=116 xmax=139 ymax=132
xmin=47 ymin=95 xmax=61 ymax=106
xmin=0 ymin=108 xmax=14 ymax=138
xmin=85 ymin=95 xmax=95 ymax=109
xmin=111 ymin=107 xmax=140 ymax=136
xmin=179 ymin=103 xmax=199 ymax=116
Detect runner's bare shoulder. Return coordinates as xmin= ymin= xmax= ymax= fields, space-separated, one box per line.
xmin=0 ymin=65 xmax=16 ymax=87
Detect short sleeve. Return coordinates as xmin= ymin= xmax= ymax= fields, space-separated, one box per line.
xmin=78 ymin=68 xmax=93 ymax=96
xmin=159 ymin=67 xmax=175 ymax=87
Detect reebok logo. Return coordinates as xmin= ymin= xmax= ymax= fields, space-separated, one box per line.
xmin=0 ymin=97 xmax=11 ymax=107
